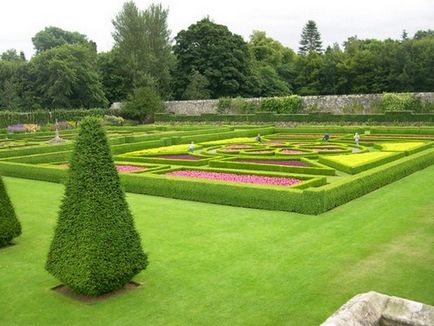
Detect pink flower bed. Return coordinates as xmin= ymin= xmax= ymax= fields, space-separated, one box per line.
xmin=157 ymin=154 xmax=202 ymax=160
xmin=235 ymin=159 xmax=309 ymax=167
xmin=116 ymin=165 xmax=146 ymax=173
xmin=165 ymin=170 xmax=302 ymax=186
xmin=280 ymin=149 xmax=305 ymax=155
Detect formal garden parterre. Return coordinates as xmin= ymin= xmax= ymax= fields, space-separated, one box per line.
xmin=0 ymin=123 xmax=433 ymax=214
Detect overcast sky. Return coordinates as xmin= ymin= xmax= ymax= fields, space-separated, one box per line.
xmin=1 ymin=0 xmax=433 ymax=59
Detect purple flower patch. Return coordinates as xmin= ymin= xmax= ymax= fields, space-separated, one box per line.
xmin=165 ymin=170 xmax=302 ymax=186
xmin=157 ymin=154 xmax=202 ymax=160
xmin=116 ymin=165 xmax=146 ymax=172
xmin=234 ymin=159 xmax=309 ymax=167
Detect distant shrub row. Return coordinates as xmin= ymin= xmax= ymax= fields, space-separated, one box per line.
xmin=217 ymin=95 xmax=303 ymax=114
xmin=156 ymin=111 xmax=434 ymax=123
xmin=215 ymin=93 xmax=434 ymax=115
xmin=0 ymin=109 xmax=109 ymax=129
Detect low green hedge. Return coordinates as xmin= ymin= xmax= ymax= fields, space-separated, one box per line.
xmin=114 ymin=155 xmax=215 ymax=166
xmin=111 ymin=139 xmax=172 ymax=155
xmin=0 ymin=151 xmax=71 ymax=164
xmin=1 ymin=148 xmax=433 ymax=214
xmin=373 ymin=142 xmax=432 ymax=156
xmin=0 ymin=143 xmax=72 ymax=159
xmin=0 ymin=162 xmax=67 ymax=183
xmin=155 ymin=112 xmax=434 ymax=123
xmin=319 ymin=152 xmax=405 ymax=174
xmin=0 ymin=109 xmax=109 ymax=128
xmin=316 ymin=148 xmax=434 ymax=212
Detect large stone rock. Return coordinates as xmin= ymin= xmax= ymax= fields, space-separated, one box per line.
xmin=321 ymin=292 xmax=434 ymax=326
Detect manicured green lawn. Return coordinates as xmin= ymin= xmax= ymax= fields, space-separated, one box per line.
xmin=1 ymin=166 xmax=434 ymax=325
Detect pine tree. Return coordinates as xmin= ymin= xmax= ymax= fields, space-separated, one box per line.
xmin=298 ymin=20 xmax=323 ymax=55
xmin=46 ymin=117 xmax=148 ymax=296
xmin=0 ymin=176 xmax=21 ymax=247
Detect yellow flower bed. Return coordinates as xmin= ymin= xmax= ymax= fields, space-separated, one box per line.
xmin=322 ymin=152 xmax=397 ymax=167
xmin=377 ymin=142 xmax=427 ymax=152
xmin=126 ymin=144 xmax=202 ymax=156
xmin=200 ymin=137 xmax=257 ymax=146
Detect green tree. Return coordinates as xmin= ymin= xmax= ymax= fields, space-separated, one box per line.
xmin=182 ymin=70 xmax=211 ymax=100
xmin=29 ymin=44 xmax=108 ymax=109
xmin=0 ymin=176 xmax=21 ymax=247
xmin=294 ymin=51 xmax=323 ymax=95
xmin=298 ymin=20 xmax=323 ymax=55
xmin=46 ymin=117 xmax=148 ymax=296
xmin=173 ymin=18 xmax=255 ymax=99
xmin=32 ymin=26 xmax=95 ymax=53
xmin=122 ymin=86 xmax=163 ymax=123
xmin=112 ymin=1 xmax=173 ymax=98
xmin=248 ymin=31 xmax=294 ymax=96
xmin=1 ymin=49 xmax=26 ymax=62
xmin=0 ymin=57 xmax=33 ymax=111
xmin=97 ymin=50 xmax=132 ymax=103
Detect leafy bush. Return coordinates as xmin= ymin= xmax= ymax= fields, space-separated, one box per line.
xmin=380 ymin=93 xmax=422 ymax=112
xmin=0 ymin=175 xmax=21 ymax=247
xmin=231 ymin=97 xmax=258 ymax=114
xmin=260 ymin=95 xmax=303 ymax=113
xmin=46 ymin=117 xmax=148 ymax=296
xmin=217 ymin=97 xmax=232 ymax=114
xmin=103 ymin=115 xmax=125 ymax=126
xmin=121 ymin=86 xmax=163 ymax=123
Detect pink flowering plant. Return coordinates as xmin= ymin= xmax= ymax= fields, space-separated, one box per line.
xmin=165 ymin=170 xmax=302 ymax=187
xmin=116 ymin=165 xmax=147 ymax=173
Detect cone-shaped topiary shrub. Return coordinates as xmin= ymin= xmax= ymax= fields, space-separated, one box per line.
xmin=0 ymin=176 xmax=21 ymax=247
xmin=46 ymin=117 xmax=148 ymax=296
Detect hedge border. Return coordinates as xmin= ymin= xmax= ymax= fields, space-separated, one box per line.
xmin=318 ymin=151 xmax=405 ymax=174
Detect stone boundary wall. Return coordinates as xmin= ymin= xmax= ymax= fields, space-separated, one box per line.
xmin=164 ymin=93 xmax=434 ymax=115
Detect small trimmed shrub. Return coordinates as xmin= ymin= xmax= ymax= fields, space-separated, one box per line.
xmin=46 ymin=117 xmax=148 ymax=296
xmin=0 ymin=175 xmax=21 ymax=247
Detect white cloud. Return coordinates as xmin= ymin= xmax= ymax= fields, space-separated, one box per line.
xmin=0 ymin=0 xmax=433 ymax=58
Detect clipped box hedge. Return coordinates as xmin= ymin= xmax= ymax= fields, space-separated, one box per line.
xmin=373 ymin=142 xmax=432 ymax=155
xmin=319 ymin=151 xmax=405 ymax=174
xmin=1 ymin=148 xmax=434 ymax=214
xmin=114 ymin=154 xmax=215 ymax=166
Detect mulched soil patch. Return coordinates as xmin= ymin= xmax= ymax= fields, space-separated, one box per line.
xmin=52 ymin=281 xmax=141 ymax=303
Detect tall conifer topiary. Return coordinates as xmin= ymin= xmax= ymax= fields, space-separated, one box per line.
xmin=0 ymin=176 xmax=21 ymax=247
xmin=46 ymin=117 xmax=148 ymax=296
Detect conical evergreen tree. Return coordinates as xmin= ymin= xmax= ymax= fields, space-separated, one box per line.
xmin=46 ymin=117 xmax=148 ymax=296
xmin=298 ymin=20 xmax=323 ymax=55
xmin=0 ymin=176 xmax=21 ymax=247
